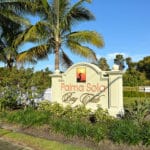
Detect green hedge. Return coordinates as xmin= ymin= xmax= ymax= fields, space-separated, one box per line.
xmin=123 ymin=91 xmax=150 ymax=97
xmin=2 ymin=108 xmax=51 ymax=126
xmin=50 ymin=118 xmax=108 ymax=141
xmin=109 ymin=120 xmax=141 ymax=145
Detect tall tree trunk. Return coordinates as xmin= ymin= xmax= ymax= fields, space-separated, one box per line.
xmin=54 ymin=41 xmax=60 ymax=70
xmin=54 ymin=0 xmax=60 ymax=71
xmin=7 ymin=59 xmax=14 ymax=70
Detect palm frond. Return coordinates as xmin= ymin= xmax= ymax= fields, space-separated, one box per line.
xmin=60 ymin=49 xmax=73 ymax=69
xmin=67 ymin=40 xmax=97 ymax=61
xmin=40 ymin=0 xmax=51 ymax=16
xmin=0 ymin=0 xmax=39 ymax=15
xmin=0 ymin=46 xmax=6 ymax=63
xmin=68 ymin=31 xmax=104 ymax=48
xmin=60 ymin=0 xmax=94 ymax=33
xmin=68 ymin=0 xmax=94 ymax=21
xmin=16 ymin=44 xmax=53 ymax=63
xmin=0 ymin=9 xmax=30 ymax=26
xmin=0 ymin=53 xmax=6 ymax=63
xmin=0 ymin=39 xmax=5 ymax=51
xmin=13 ymin=21 xmax=50 ymax=48
xmin=0 ymin=12 xmax=21 ymax=33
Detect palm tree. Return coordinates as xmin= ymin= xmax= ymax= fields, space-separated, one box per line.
xmin=15 ymin=0 xmax=104 ymax=70
xmin=114 ymin=54 xmax=125 ymax=71
xmin=0 ymin=27 xmax=31 ymax=69
xmin=0 ymin=0 xmax=39 ymax=68
xmin=0 ymin=36 xmax=16 ymax=68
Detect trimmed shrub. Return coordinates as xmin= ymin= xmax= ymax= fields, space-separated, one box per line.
xmin=88 ymin=123 xmax=108 ymax=142
xmin=38 ymin=102 xmax=91 ymax=122
xmin=50 ymin=118 xmax=88 ymax=138
xmin=50 ymin=117 xmax=107 ymax=141
xmin=38 ymin=102 xmax=65 ymax=117
xmin=4 ymin=108 xmax=51 ymax=126
xmin=109 ymin=120 xmax=141 ymax=145
xmin=141 ymin=122 xmax=150 ymax=146
xmin=94 ymin=107 xmax=113 ymax=123
xmin=37 ymin=100 xmax=52 ymax=111
xmin=124 ymin=100 xmax=150 ymax=124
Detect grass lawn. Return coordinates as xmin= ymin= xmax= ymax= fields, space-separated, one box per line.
xmin=124 ymin=97 xmax=150 ymax=107
xmin=0 ymin=129 xmax=91 ymax=150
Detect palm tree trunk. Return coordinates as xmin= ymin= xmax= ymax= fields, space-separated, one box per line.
xmin=55 ymin=41 xmax=60 ymax=70
xmin=7 ymin=59 xmax=14 ymax=70
xmin=54 ymin=0 xmax=60 ymax=71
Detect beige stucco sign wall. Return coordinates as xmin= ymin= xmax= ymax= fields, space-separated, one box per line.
xmin=51 ymin=62 xmax=124 ymax=117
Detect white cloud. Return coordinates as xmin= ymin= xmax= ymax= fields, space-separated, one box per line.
xmin=97 ymin=52 xmax=149 ymax=70
xmin=106 ymin=52 xmax=128 ymax=60
xmin=96 ymin=52 xmax=129 ymax=61
xmin=96 ymin=52 xmax=129 ymax=68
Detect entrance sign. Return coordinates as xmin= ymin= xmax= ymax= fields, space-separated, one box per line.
xmin=51 ymin=63 xmax=124 ymax=117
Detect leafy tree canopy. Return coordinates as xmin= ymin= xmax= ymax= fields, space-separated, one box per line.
xmin=97 ymin=57 xmax=110 ymax=71
xmin=114 ymin=54 xmax=125 ymax=71
xmin=136 ymin=56 xmax=150 ymax=79
xmin=0 ymin=67 xmax=52 ymax=109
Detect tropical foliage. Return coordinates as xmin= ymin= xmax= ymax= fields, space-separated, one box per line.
xmin=0 ymin=67 xmax=51 ymax=110
xmin=123 ymin=56 xmax=150 ymax=86
xmin=114 ymin=54 xmax=125 ymax=70
xmin=0 ymin=0 xmax=32 ymax=30
xmin=0 ymin=1 xmax=150 ymax=148
xmin=124 ymin=100 xmax=150 ymax=125
xmin=15 ymin=0 xmax=104 ymax=70
xmin=137 ymin=56 xmax=150 ymax=80
xmin=97 ymin=57 xmax=110 ymax=71
xmin=0 ymin=0 xmax=39 ymax=68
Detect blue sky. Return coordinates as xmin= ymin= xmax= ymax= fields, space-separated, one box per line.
xmin=2 ymin=0 xmax=150 ymax=71
xmin=74 ymin=0 xmax=150 ymax=66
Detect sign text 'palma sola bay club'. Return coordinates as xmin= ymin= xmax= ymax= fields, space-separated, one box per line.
xmin=51 ymin=63 xmax=124 ymax=117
